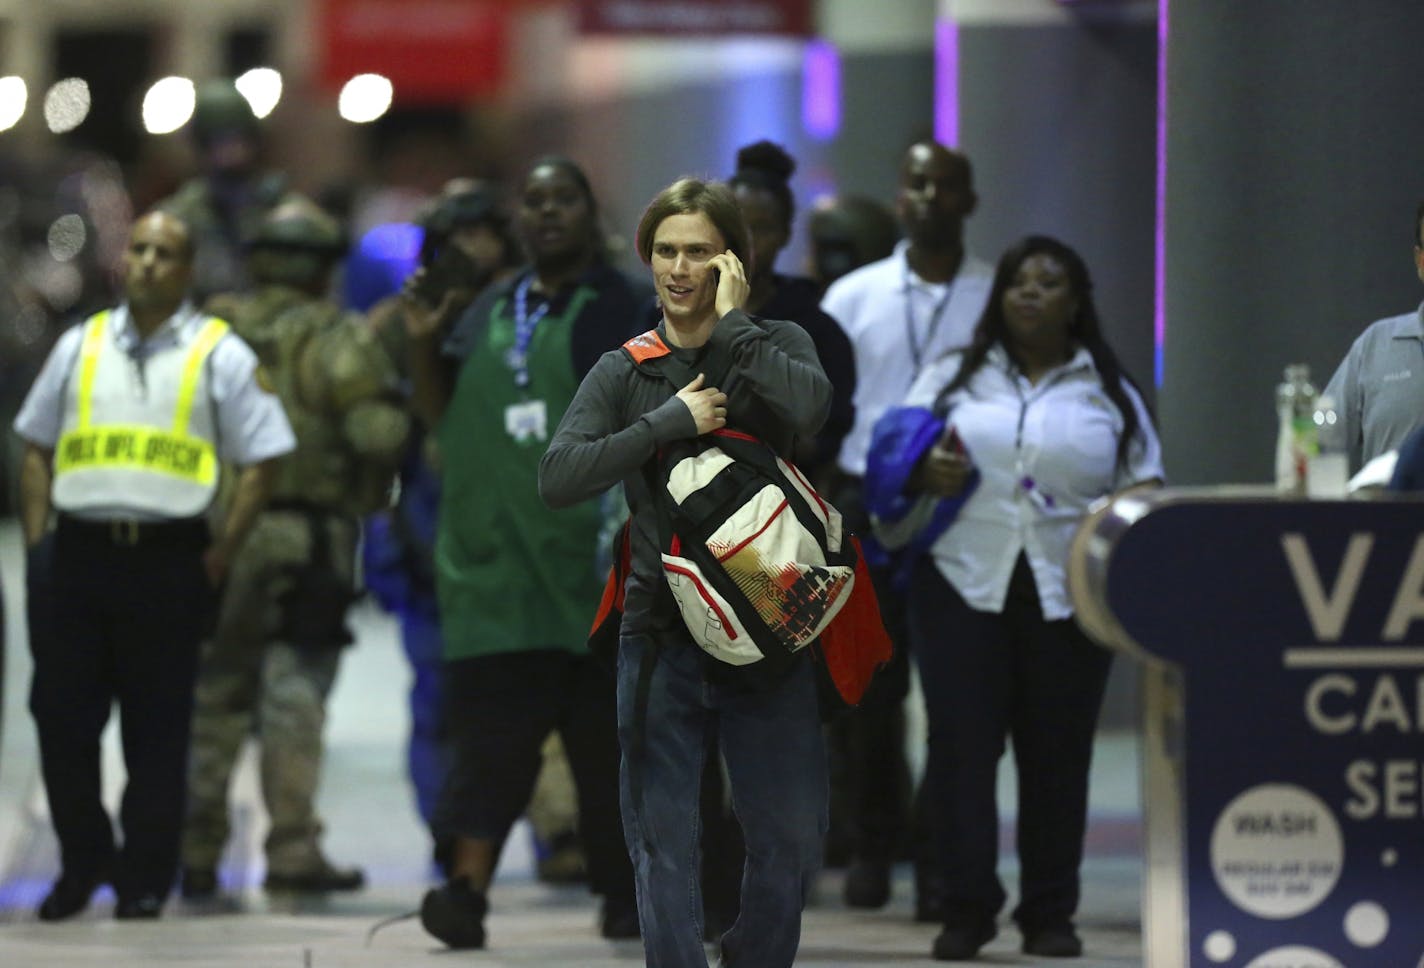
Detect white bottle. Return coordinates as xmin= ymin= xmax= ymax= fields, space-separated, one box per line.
xmin=1306 ymin=394 xmax=1348 ymax=497
xmin=1275 ymin=364 xmax=1316 ymax=494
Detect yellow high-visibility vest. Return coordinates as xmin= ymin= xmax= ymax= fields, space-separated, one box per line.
xmin=53 ymin=310 xmax=229 ymax=518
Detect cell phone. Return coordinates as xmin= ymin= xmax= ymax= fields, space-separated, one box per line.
xmin=942 ymin=424 xmax=966 ymax=456
xmin=412 ymin=244 xmax=482 ymax=305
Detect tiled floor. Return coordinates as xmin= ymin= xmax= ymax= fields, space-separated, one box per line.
xmin=0 ymin=519 xmax=1146 ymax=965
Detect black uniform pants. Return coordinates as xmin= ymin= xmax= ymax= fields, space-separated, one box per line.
xmin=821 ymin=474 xmax=914 ymax=869
xmin=28 ymin=515 xmax=214 ymax=900
xmin=825 ymin=560 xmax=913 ymax=864
xmin=432 ymin=649 xmax=635 ymax=902
xmin=909 ymin=554 xmax=1112 ymax=932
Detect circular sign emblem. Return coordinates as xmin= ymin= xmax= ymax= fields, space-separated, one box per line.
xmin=1243 ymin=946 xmax=1345 ymax=968
xmin=1210 ymin=784 xmax=1343 ymax=919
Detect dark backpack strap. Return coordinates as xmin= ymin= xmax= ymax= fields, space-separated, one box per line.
xmin=622 ymin=326 xmax=733 ymax=394
xmin=649 ymin=351 xmax=698 ymax=391
xmin=587 ymin=519 xmax=630 ymax=664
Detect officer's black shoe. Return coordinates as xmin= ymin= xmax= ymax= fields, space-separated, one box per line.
xmin=931 ymin=920 xmax=997 ymax=961
xmin=37 ymin=867 xmax=110 ymax=922
xmin=843 ymin=856 xmax=892 ymax=909
xmin=419 ymin=877 xmax=488 ymax=949
xmin=179 ymin=867 xmax=218 ymax=900
xmin=115 ymin=894 xmax=164 ymax=920
xmin=1022 ymin=923 xmax=1083 ymax=958
xmin=600 ymin=894 xmax=641 ymax=940
xmin=264 ymin=859 xmax=365 ymax=893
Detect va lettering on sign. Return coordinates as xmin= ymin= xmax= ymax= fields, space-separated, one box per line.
xmin=1284 ymin=532 xmax=1424 ymax=820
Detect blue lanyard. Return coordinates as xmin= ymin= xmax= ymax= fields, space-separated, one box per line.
xmin=505 ymin=274 xmax=550 ymax=389
xmin=904 ymin=263 xmax=957 ymax=373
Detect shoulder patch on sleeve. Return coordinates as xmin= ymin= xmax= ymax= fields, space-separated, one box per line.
xmin=621 ymin=329 xmax=671 ymax=364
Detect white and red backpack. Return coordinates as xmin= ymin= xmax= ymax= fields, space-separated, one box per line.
xmin=588 ymin=328 xmax=891 ymax=703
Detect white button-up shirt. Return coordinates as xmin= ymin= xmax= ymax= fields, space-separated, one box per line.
xmin=825 ymin=241 xmax=994 ymax=477
xmin=903 ymin=344 xmax=1164 ymax=619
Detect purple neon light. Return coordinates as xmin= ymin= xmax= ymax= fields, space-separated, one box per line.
xmin=934 ymin=18 xmax=959 ymax=147
xmin=802 ymin=39 xmax=840 ymax=141
xmin=1154 ymin=0 xmax=1168 ymax=386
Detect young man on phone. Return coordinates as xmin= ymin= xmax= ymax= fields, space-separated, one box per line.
xmin=540 ymin=177 xmax=832 ymax=968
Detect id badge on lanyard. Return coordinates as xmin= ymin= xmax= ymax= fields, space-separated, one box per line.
xmin=504 ymin=273 xmax=550 ymax=443
xmin=905 ymin=264 xmax=957 ymax=375
xmin=504 ymin=274 xmax=549 ymax=390
xmin=504 ymin=399 xmax=548 ymax=443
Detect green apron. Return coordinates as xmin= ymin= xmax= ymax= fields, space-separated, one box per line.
xmin=434 ymin=283 xmax=604 ymax=661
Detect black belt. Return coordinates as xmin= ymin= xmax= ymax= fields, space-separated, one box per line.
xmin=56 ymin=513 xmax=209 ymax=549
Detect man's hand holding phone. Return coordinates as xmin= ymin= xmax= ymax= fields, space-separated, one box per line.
xmin=710 ymin=250 xmax=750 ymax=319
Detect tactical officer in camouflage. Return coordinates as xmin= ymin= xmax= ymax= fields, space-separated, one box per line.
xmin=159 ymin=80 xmax=289 ymax=303
xmin=180 ymin=196 xmax=410 ymax=898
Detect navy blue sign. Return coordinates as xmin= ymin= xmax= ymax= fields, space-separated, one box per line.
xmin=1073 ymin=490 xmax=1424 ymax=968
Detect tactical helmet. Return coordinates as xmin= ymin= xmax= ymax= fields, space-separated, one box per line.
xmin=249 ymin=196 xmax=346 ymax=253
xmin=419 ymin=183 xmax=501 ymax=236
xmin=190 ymin=80 xmax=260 ymax=145
xmin=245 ymin=196 xmax=346 ymax=288
xmin=809 ymin=195 xmax=899 ymax=264
xmin=809 ymin=194 xmax=900 ymax=285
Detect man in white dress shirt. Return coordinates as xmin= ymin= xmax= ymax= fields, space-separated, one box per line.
xmin=820 ymin=140 xmax=994 ymax=916
xmin=14 ymin=210 xmax=294 ymax=920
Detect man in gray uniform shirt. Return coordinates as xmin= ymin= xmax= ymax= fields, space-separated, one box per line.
xmin=540 ymin=177 xmax=831 ymax=968
xmin=1324 ymin=201 xmax=1424 ymax=472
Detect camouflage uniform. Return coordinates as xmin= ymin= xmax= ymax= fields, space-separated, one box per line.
xmin=182 ymin=201 xmax=409 ymax=890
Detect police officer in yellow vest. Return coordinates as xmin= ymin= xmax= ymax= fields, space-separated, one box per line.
xmin=14 ymin=210 xmax=295 ymax=920
xmin=179 ymin=196 xmax=409 ymax=898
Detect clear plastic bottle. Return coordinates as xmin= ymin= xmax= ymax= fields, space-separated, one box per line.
xmin=1306 ymin=394 xmax=1348 ymax=497
xmin=1275 ymin=364 xmax=1317 ymax=494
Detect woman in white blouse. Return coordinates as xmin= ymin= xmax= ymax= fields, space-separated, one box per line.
xmin=888 ymin=236 xmax=1163 ymax=961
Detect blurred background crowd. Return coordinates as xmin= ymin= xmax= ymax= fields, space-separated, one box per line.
xmin=0 ymin=0 xmax=1153 ymax=515
xmin=3 ymin=1 xmax=1424 ymax=960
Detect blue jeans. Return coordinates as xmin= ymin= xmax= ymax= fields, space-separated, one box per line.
xmin=617 ymin=629 xmax=827 ymax=968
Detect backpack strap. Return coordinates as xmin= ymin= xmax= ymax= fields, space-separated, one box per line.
xmin=621 ymin=329 xmax=672 ymax=364
xmin=617 ymin=331 xmax=680 ymax=815
xmin=621 ymin=326 xmax=734 ymax=393
xmin=587 ymin=519 xmax=631 ymax=662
